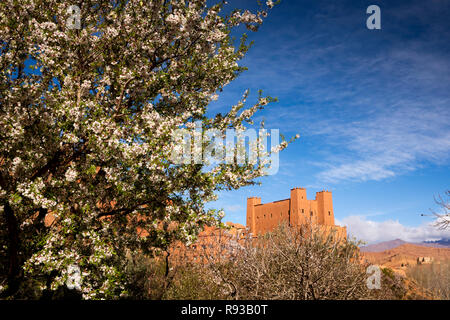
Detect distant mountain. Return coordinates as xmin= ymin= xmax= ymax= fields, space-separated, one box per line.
xmin=360 ymin=239 xmax=408 ymax=252
xmin=423 ymin=238 xmax=450 ymax=246
xmin=360 ymin=238 xmax=450 ymax=252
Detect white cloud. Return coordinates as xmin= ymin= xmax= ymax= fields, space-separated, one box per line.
xmin=338 ymin=215 xmax=450 ymax=244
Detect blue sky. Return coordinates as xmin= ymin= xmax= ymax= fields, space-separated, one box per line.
xmin=206 ymin=0 xmax=450 ymax=244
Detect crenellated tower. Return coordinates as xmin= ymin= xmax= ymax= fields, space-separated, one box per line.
xmin=316 ymin=190 xmax=334 ymax=226
xmin=246 ymin=197 xmax=261 ymax=234
xmin=246 ymin=187 xmax=346 ymax=239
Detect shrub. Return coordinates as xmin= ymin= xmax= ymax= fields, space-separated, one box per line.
xmin=204 ymin=224 xmax=375 ymax=300
xmin=122 ymin=223 xmax=422 ymax=300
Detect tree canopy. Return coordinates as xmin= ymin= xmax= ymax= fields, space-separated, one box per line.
xmin=0 ymin=0 xmax=295 ymax=299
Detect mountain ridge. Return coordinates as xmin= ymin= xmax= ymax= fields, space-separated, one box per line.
xmin=360 ymin=238 xmax=450 ymax=252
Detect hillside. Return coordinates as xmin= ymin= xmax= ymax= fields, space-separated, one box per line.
xmin=361 ymin=243 xmax=450 ymax=273
xmin=361 ymin=239 xmax=450 ymax=252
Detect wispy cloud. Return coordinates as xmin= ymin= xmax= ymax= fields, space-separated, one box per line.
xmin=316 ymin=104 xmax=450 ymax=183
xmin=209 ymin=1 xmax=450 ymax=225
xmin=272 ymin=40 xmax=450 ymax=184
xmin=223 ymin=1 xmax=450 ymax=184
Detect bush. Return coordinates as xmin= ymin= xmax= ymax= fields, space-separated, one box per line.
xmin=122 ymin=251 xmax=225 ymax=300
xmin=121 ymin=223 xmax=423 ymax=300
xmin=204 ymin=224 xmax=380 ymax=300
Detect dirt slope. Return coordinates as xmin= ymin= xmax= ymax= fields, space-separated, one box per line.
xmin=361 ymin=243 xmax=450 ymax=271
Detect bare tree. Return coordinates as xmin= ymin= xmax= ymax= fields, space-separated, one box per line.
xmin=201 ymin=223 xmax=375 ymax=300
xmin=407 ymin=260 xmax=450 ymax=299
xmin=120 ymin=223 xmax=431 ymax=300
xmin=432 ymin=191 xmax=450 ymax=230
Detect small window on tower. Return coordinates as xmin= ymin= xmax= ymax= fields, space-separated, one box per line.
xmin=328 ymin=211 xmax=331 ymax=216
xmin=302 ymin=209 xmax=304 ymax=213
xmin=271 ymin=213 xmax=272 ymax=218
xmin=310 ymin=211 xmax=313 ymax=216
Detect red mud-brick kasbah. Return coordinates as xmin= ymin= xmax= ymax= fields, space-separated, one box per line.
xmin=246 ymin=187 xmax=346 ymax=238
xmin=170 ymin=187 xmax=347 ymax=263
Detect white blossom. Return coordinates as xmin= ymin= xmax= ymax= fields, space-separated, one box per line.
xmin=0 ymin=0 xmax=288 ymax=300
xmin=65 ymin=168 xmax=78 ymax=182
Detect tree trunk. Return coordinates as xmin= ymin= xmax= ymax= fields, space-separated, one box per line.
xmin=2 ymin=201 xmax=21 ymax=298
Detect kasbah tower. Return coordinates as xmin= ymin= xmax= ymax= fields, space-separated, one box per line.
xmin=246 ymin=187 xmax=347 ymax=239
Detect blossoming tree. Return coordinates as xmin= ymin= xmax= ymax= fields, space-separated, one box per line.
xmin=0 ymin=0 xmax=292 ymax=299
